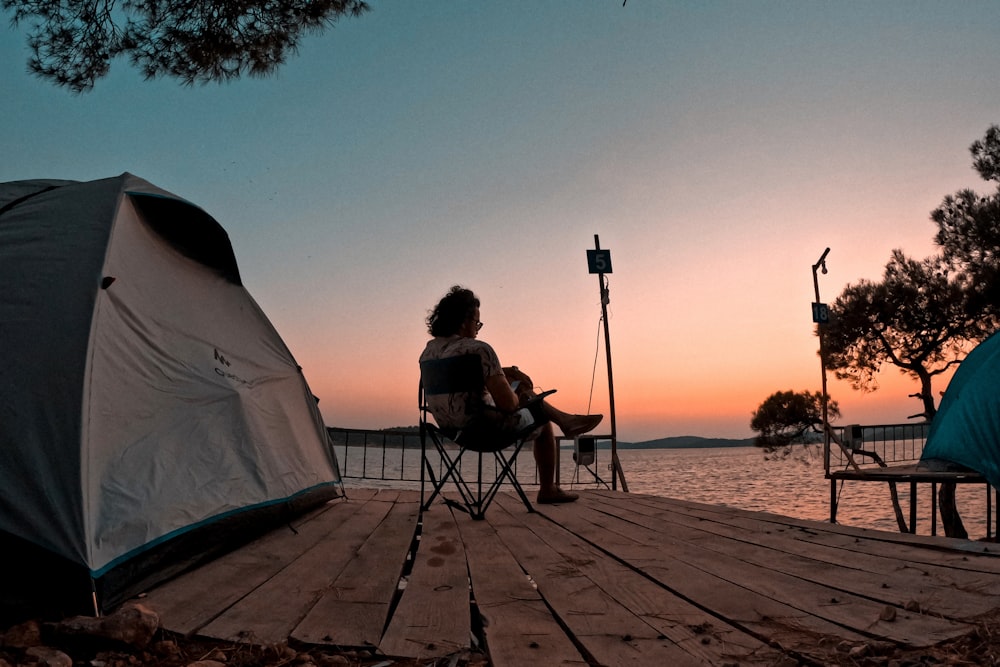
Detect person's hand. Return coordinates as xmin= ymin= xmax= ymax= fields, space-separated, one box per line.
xmin=504 ymin=366 xmax=532 ymax=389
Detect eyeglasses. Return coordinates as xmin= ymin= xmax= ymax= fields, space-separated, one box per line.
xmin=476 ymin=321 xmax=484 ymax=331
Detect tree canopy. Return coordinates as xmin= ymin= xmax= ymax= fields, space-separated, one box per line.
xmin=822 ymin=126 xmax=1000 ymax=420
xmin=931 ymin=124 xmax=1000 ymax=318
xmin=822 ymin=250 xmax=984 ymax=420
xmin=2 ymin=0 xmax=370 ymax=92
xmin=750 ymin=390 xmax=841 ymax=449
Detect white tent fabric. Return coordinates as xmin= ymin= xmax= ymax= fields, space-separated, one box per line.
xmin=0 ymin=173 xmax=341 ymax=611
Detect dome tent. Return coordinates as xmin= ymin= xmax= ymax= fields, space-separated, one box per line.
xmin=921 ymin=330 xmax=1000 ymax=490
xmin=0 ymin=174 xmax=342 ymax=617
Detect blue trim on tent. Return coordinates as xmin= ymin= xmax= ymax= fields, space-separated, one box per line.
xmin=88 ymin=480 xmax=344 ymax=579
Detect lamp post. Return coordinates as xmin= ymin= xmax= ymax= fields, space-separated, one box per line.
xmin=812 ymin=248 xmax=831 ymax=475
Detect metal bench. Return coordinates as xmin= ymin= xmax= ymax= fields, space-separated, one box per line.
xmin=825 ymin=423 xmax=998 ymax=537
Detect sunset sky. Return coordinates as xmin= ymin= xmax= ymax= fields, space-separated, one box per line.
xmin=3 ymin=2 xmax=999 ymax=441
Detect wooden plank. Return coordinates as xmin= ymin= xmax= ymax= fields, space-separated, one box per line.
xmin=494 ymin=495 xmax=785 ymax=665
xmin=582 ymin=494 xmax=974 ymax=646
xmin=143 ymin=491 xmax=377 ymax=635
xmin=584 ymin=494 xmax=992 ymax=595
xmin=526 ymin=496 xmax=875 ymax=659
xmin=490 ymin=496 xmax=731 ymax=667
xmin=556 ymin=494 xmax=970 ymax=647
xmin=198 ymin=491 xmax=400 ymax=644
xmin=138 ymin=486 xmax=1000 ymax=664
xmin=619 ymin=491 xmax=1000 ymax=562
xmin=378 ymin=505 xmax=471 ymax=659
xmin=291 ymin=497 xmax=419 ymax=647
xmin=455 ymin=502 xmax=587 ymax=667
xmin=587 ymin=491 xmax=1000 ymax=618
xmin=620 ymin=492 xmax=1000 ymax=572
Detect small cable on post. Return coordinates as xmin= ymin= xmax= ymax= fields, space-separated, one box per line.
xmin=587 ymin=314 xmax=603 ymax=415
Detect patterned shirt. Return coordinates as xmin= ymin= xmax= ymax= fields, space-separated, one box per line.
xmin=419 ymin=336 xmax=504 ymax=429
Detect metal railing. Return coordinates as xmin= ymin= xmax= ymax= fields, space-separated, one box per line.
xmin=327 ymin=427 xmax=611 ymax=490
xmin=826 ymin=422 xmax=930 ymax=471
xmin=328 ymin=428 xmax=424 ymax=485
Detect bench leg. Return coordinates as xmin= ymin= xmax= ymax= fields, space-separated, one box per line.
xmin=829 ymin=479 xmax=838 ymax=524
xmin=931 ymin=482 xmax=937 ymax=537
xmin=887 ymin=481 xmax=908 ymax=533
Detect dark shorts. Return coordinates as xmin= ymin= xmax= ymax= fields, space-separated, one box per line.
xmin=455 ymin=408 xmax=546 ymax=452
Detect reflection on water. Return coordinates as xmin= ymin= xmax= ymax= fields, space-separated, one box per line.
xmin=612 ymin=446 xmax=993 ymax=539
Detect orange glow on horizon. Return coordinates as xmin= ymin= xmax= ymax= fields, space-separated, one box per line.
xmin=309 ymin=346 xmax=957 ymax=443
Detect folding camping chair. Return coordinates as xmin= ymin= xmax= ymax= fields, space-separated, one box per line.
xmin=419 ymin=354 xmax=554 ymax=520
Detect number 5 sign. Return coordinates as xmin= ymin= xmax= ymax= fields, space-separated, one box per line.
xmin=587 ymin=249 xmax=613 ymax=274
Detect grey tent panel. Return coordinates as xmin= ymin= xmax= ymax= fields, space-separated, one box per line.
xmin=0 ymin=174 xmax=342 ymax=615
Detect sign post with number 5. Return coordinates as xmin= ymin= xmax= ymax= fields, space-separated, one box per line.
xmin=587 ymin=248 xmax=612 ymax=274
xmin=587 ymin=235 xmax=627 ymax=491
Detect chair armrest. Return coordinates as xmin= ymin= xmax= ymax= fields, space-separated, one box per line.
xmin=524 ymin=388 xmax=556 ymax=407
xmin=483 ymin=389 xmax=556 ymax=416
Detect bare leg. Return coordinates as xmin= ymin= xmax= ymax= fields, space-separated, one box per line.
xmin=533 ymin=423 xmax=558 ymax=492
xmin=506 ymin=370 xmax=599 ymax=502
xmin=531 ymin=423 xmax=579 ymax=504
xmin=515 ymin=385 xmax=603 ymax=439
xmin=540 ymin=401 xmax=603 ymax=438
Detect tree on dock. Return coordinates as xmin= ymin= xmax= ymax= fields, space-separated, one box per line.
xmin=931 ymin=124 xmax=1000 ymax=319
xmin=750 ymin=390 xmax=840 ymax=449
xmin=822 ymin=250 xmax=982 ymax=422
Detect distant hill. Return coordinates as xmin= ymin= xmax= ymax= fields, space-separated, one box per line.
xmin=616 ymin=435 xmax=756 ymax=449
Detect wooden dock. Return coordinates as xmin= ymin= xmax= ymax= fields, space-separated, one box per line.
xmin=141 ymin=488 xmax=1000 ymax=666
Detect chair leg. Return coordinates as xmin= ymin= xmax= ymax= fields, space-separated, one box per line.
xmin=420 ymin=426 xmax=428 ymax=509
xmin=465 ymin=442 xmax=533 ymax=519
xmin=423 ymin=434 xmax=534 ymax=519
xmin=421 ymin=454 xmax=443 ymax=511
xmin=492 ymin=442 xmax=534 ymax=514
xmin=424 ymin=444 xmax=465 ymax=512
xmin=445 ymin=450 xmax=478 ymax=515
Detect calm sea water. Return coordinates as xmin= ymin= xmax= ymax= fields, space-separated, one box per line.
xmin=606 ymin=446 xmax=993 ymax=540
xmin=336 ymin=442 xmax=995 ymax=540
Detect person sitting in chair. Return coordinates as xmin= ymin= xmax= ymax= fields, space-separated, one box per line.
xmin=420 ymin=285 xmax=602 ymax=504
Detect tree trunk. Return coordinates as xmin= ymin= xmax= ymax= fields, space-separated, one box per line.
xmin=938 ymin=482 xmax=968 ymax=539
xmin=917 ymin=371 xmax=967 ymax=539
xmin=917 ymin=370 xmax=937 ymax=421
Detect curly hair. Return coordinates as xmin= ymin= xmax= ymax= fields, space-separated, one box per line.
xmin=426 ymin=286 xmax=479 ymax=336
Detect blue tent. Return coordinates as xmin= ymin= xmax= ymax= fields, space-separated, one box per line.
xmin=921 ymin=330 xmax=1000 ymax=490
